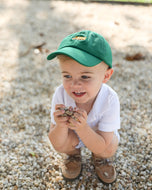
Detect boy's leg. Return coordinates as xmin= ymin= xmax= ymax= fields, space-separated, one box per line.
xmin=55 ymin=129 xmax=80 ymax=154
xmin=94 ymin=133 xmax=118 ymax=158
xmin=92 ymin=134 xmax=118 ymax=184
xmin=55 ymin=129 xmax=82 ymax=180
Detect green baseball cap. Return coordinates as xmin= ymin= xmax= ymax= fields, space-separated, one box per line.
xmin=47 ymin=30 xmax=112 ymax=68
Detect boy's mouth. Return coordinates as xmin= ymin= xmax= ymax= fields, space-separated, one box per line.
xmin=72 ymin=91 xmax=86 ymax=97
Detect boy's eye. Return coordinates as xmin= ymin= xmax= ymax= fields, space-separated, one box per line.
xmin=81 ymin=75 xmax=90 ymax=79
xmin=63 ymin=75 xmax=72 ymax=79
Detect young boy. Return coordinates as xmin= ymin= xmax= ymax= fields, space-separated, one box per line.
xmin=47 ymin=30 xmax=120 ymax=184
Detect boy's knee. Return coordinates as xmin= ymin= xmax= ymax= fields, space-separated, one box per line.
xmin=53 ymin=145 xmax=65 ymax=153
xmin=52 ymin=133 xmax=80 ymax=154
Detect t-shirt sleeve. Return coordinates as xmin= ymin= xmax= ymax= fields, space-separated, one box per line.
xmin=98 ymin=93 xmax=120 ymax=132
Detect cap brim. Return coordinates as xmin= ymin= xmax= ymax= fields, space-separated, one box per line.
xmin=47 ymin=47 xmax=102 ymax=67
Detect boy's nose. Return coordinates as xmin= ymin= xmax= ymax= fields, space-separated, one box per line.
xmin=71 ymin=79 xmax=81 ymax=87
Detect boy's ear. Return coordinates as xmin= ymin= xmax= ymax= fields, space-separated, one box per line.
xmin=103 ymin=68 xmax=114 ymax=83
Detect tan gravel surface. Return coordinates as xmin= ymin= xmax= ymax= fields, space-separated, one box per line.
xmin=0 ymin=0 xmax=152 ymax=189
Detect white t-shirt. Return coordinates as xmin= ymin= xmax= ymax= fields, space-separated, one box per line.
xmin=51 ymin=84 xmax=120 ymax=147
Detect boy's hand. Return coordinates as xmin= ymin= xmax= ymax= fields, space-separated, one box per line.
xmin=67 ymin=108 xmax=88 ymax=131
xmin=54 ymin=104 xmax=70 ymax=127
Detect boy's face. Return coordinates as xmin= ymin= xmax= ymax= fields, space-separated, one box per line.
xmin=59 ymin=56 xmax=113 ymax=108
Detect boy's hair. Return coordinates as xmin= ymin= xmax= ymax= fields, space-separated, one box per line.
xmin=57 ymin=54 xmax=110 ymax=70
xmin=47 ymin=30 xmax=112 ymax=68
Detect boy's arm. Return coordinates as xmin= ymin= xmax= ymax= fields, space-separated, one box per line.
xmin=67 ymin=108 xmax=117 ymax=156
xmin=48 ymin=123 xmax=69 ymax=150
xmin=76 ymin=125 xmax=115 ymax=156
xmin=48 ymin=104 xmax=80 ymax=151
xmin=48 ymin=104 xmax=70 ymax=150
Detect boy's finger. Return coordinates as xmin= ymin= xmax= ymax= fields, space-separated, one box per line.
xmin=69 ymin=106 xmax=74 ymax=111
xmin=69 ymin=117 xmax=80 ymax=126
xmin=57 ymin=116 xmax=68 ymax=122
xmin=55 ymin=104 xmax=65 ymax=110
xmin=54 ymin=109 xmax=65 ymax=117
xmin=73 ymin=112 xmax=81 ymax=121
xmin=74 ymin=110 xmax=87 ymax=119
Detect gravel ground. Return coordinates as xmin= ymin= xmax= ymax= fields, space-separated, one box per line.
xmin=0 ymin=0 xmax=152 ymax=189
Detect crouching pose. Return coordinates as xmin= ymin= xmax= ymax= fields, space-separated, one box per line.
xmin=47 ymin=30 xmax=120 ymax=184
